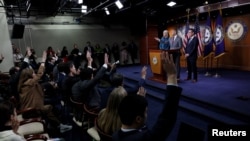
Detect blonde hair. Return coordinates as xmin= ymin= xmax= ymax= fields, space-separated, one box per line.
xmin=97 ymin=86 xmax=127 ymax=135
xmin=18 ymin=68 xmax=34 ymax=93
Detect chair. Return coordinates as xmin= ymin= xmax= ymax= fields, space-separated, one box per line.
xmin=17 ymin=107 xmax=42 ymax=121
xmin=18 ymin=118 xmax=47 ymax=136
xmin=83 ymin=104 xmax=99 ymax=128
xmin=9 ymin=96 xmax=41 ymax=121
xmin=87 ymin=127 xmax=100 ymax=141
xmin=94 ymin=118 xmax=112 ymax=141
xmin=70 ymin=97 xmax=84 ymax=127
xmin=25 ymin=134 xmax=48 ymax=141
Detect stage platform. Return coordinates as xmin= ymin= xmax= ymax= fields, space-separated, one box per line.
xmin=117 ymin=65 xmax=250 ymax=125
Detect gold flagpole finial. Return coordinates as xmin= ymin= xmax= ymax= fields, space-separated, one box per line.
xmin=196 ymin=8 xmax=200 ymax=16
xmin=207 ymin=6 xmax=210 ymax=16
xmin=219 ymin=3 xmax=222 ymax=15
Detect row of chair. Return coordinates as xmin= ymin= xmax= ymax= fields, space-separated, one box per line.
xmin=70 ymin=97 xmax=112 ymax=141
xmin=9 ymin=96 xmax=51 ymax=141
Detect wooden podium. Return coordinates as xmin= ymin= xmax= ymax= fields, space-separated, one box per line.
xmin=149 ymin=49 xmax=166 ymax=83
xmin=149 ymin=49 xmax=180 ymax=83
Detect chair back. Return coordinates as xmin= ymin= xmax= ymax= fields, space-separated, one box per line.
xmin=95 ymin=118 xmax=112 ymax=141
xmin=25 ymin=134 xmax=48 ymax=141
xmin=83 ymin=104 xmax=99 ymax=118
xmin=18 ymin=118 xmax=47 ymax=136
xmin=70 ymin=97 xmax=83 ymax=108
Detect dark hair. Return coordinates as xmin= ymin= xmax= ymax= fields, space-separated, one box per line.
xmin=121 ymin=42 xmax=127 ymax=46
xmin=57 ymin=62 xmax=66 ymax=73
xmin=111 ymin=73 xmax=124 ymax=87
xmin=118 ymin=95 xmax=148 ymax=125
xmin=80 ymin=68 xmax=93 ymax=80
xmin=189 ymin=28 xmax=195 ymax=33
xmin=64 ymin=61 xmax=74 ymax=75
xmin=0 ymin=101 xmax=15 ymax=129
xmin=9 ymin=67 xmax=18 ymax=75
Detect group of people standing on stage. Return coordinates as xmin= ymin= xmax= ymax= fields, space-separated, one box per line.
xmin=154 ymin=28 xmax=198 ymax=83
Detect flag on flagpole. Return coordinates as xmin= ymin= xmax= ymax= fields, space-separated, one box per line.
xmin=194 ymin=13 xmax=203 ymax=57
xmin=182 ymin=14 xmax=189 ymax=51
xmin=203 ymin=13 xmax=213 ymax=57
xmin=214 ymin=9 xmax=225 ymax=57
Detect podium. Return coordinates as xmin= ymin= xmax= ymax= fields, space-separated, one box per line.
xmin=149 ymin=49 xmax=179 ymax=83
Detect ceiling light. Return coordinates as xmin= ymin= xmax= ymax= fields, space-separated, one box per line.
xmin=115 ymin=0 xmax=123 ymax=9
xmin=81 ymin=5 xmax=87 ymax=13
xmin=78 ymin=0 xmax=83 ymax=4
xmin=105 ymin=8 xmax=110 ymax=15
xmin=167 ymin=1 xmax=176 ymax=7
xmin=26 ymin=3 xmax=31 ymax=12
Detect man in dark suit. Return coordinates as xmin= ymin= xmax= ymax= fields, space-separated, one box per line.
xmin=185 ymin=28 xmax=198 ymax=83
xmin=112 ymin=52 xmax=182 ymax=141
xmin=71 ymin=51 xmax=108 ymax=108
xmin=170 ymin=29 xmax=182 ymax=80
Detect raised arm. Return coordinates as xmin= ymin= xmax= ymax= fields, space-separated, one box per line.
xmin=146 ymin=52 xmax=182 ymax=141
xmin=33 ymin=51 xmax=47 ymax=81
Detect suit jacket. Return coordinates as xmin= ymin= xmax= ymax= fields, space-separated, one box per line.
xmin=71 ymin=66 xmax=107 ymax=107
xmin=170 ymin=35 xmax=182 ymax=50
xmin=185 ymin=36 xmax=198 ymax=60
xmin=112 ymin=85 xmax=182 ymax=141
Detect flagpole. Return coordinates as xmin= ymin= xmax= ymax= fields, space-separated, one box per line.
xmin=184 ymin=8 xmax=190 ymax=73
xmin=214 ymin=4 xmax=226 ymax=78
xmin=204 ymin=7 xmax=211 ymax=76
xmin=204 ymin=53 xmax=212 ymax=76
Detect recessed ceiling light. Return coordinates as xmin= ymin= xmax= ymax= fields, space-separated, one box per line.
xmin=167 ymin=1 xmax=176 ymax=7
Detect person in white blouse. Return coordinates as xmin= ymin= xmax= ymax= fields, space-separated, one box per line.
xmin=0 ymin=101 xmax=26 ymax=141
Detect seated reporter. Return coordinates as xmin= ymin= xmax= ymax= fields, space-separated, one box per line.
xmin=71 ymin=51 xmax=109 ymax=108
xmin=112 ymin=52 xmax=182 ymax=141
xmin=0 ymin=101 xmax=26 ymax=141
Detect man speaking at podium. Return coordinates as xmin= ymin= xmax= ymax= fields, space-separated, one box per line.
xmin=169 ymin=29 xmax=182 ymax=80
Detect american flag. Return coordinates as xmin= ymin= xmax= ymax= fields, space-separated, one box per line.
xmin=182 ymin=16 xmax=189 ymax=53
xmin=195 ymin=14 xmax=203 ymax=57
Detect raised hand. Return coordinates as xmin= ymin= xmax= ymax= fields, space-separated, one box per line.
xmin=163 ymin=52 xmax=176 ymax=77
xmin=26 ymin=47 xmax=32 ymax=57
xmin=86 ymin=51 xmax=93 ymax=63
xmin=11 ymin=110 xmax=20 ymax=134
xmin=104 ymin=53 xmax=109 ymax=64
xmin=141 ymin=66 xmax=147 ymax=79
xmin=137 ymin=86 xmax=146 ymax=97
xmin=41 ymin=51 xmax=47 ymax=62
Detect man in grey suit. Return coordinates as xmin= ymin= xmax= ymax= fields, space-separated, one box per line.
xmin=170 ymin=29 xmax=182 ymax=80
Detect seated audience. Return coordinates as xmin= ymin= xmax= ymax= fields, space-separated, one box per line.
xmin=98 ymin=66 xmax=147 ymax=109
xmin=112 ymin=52 xmax=182 ymax=141
xmin=0 ymin=101 xmax=26 ymax=141
xmin=96 ymin=86 xmax=127 ymax=135
xmin=18 ymin=50 xmax=72 ymax=134
xmin=97 ymin=86 xmax=146 ymax=137
xmin=71 ymin=51 xmax=109 ymax=108
xmin=13 ymin=47 xmax=24 ymax=67
xmin=71 ymin=51 xmax=109 ymax=123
